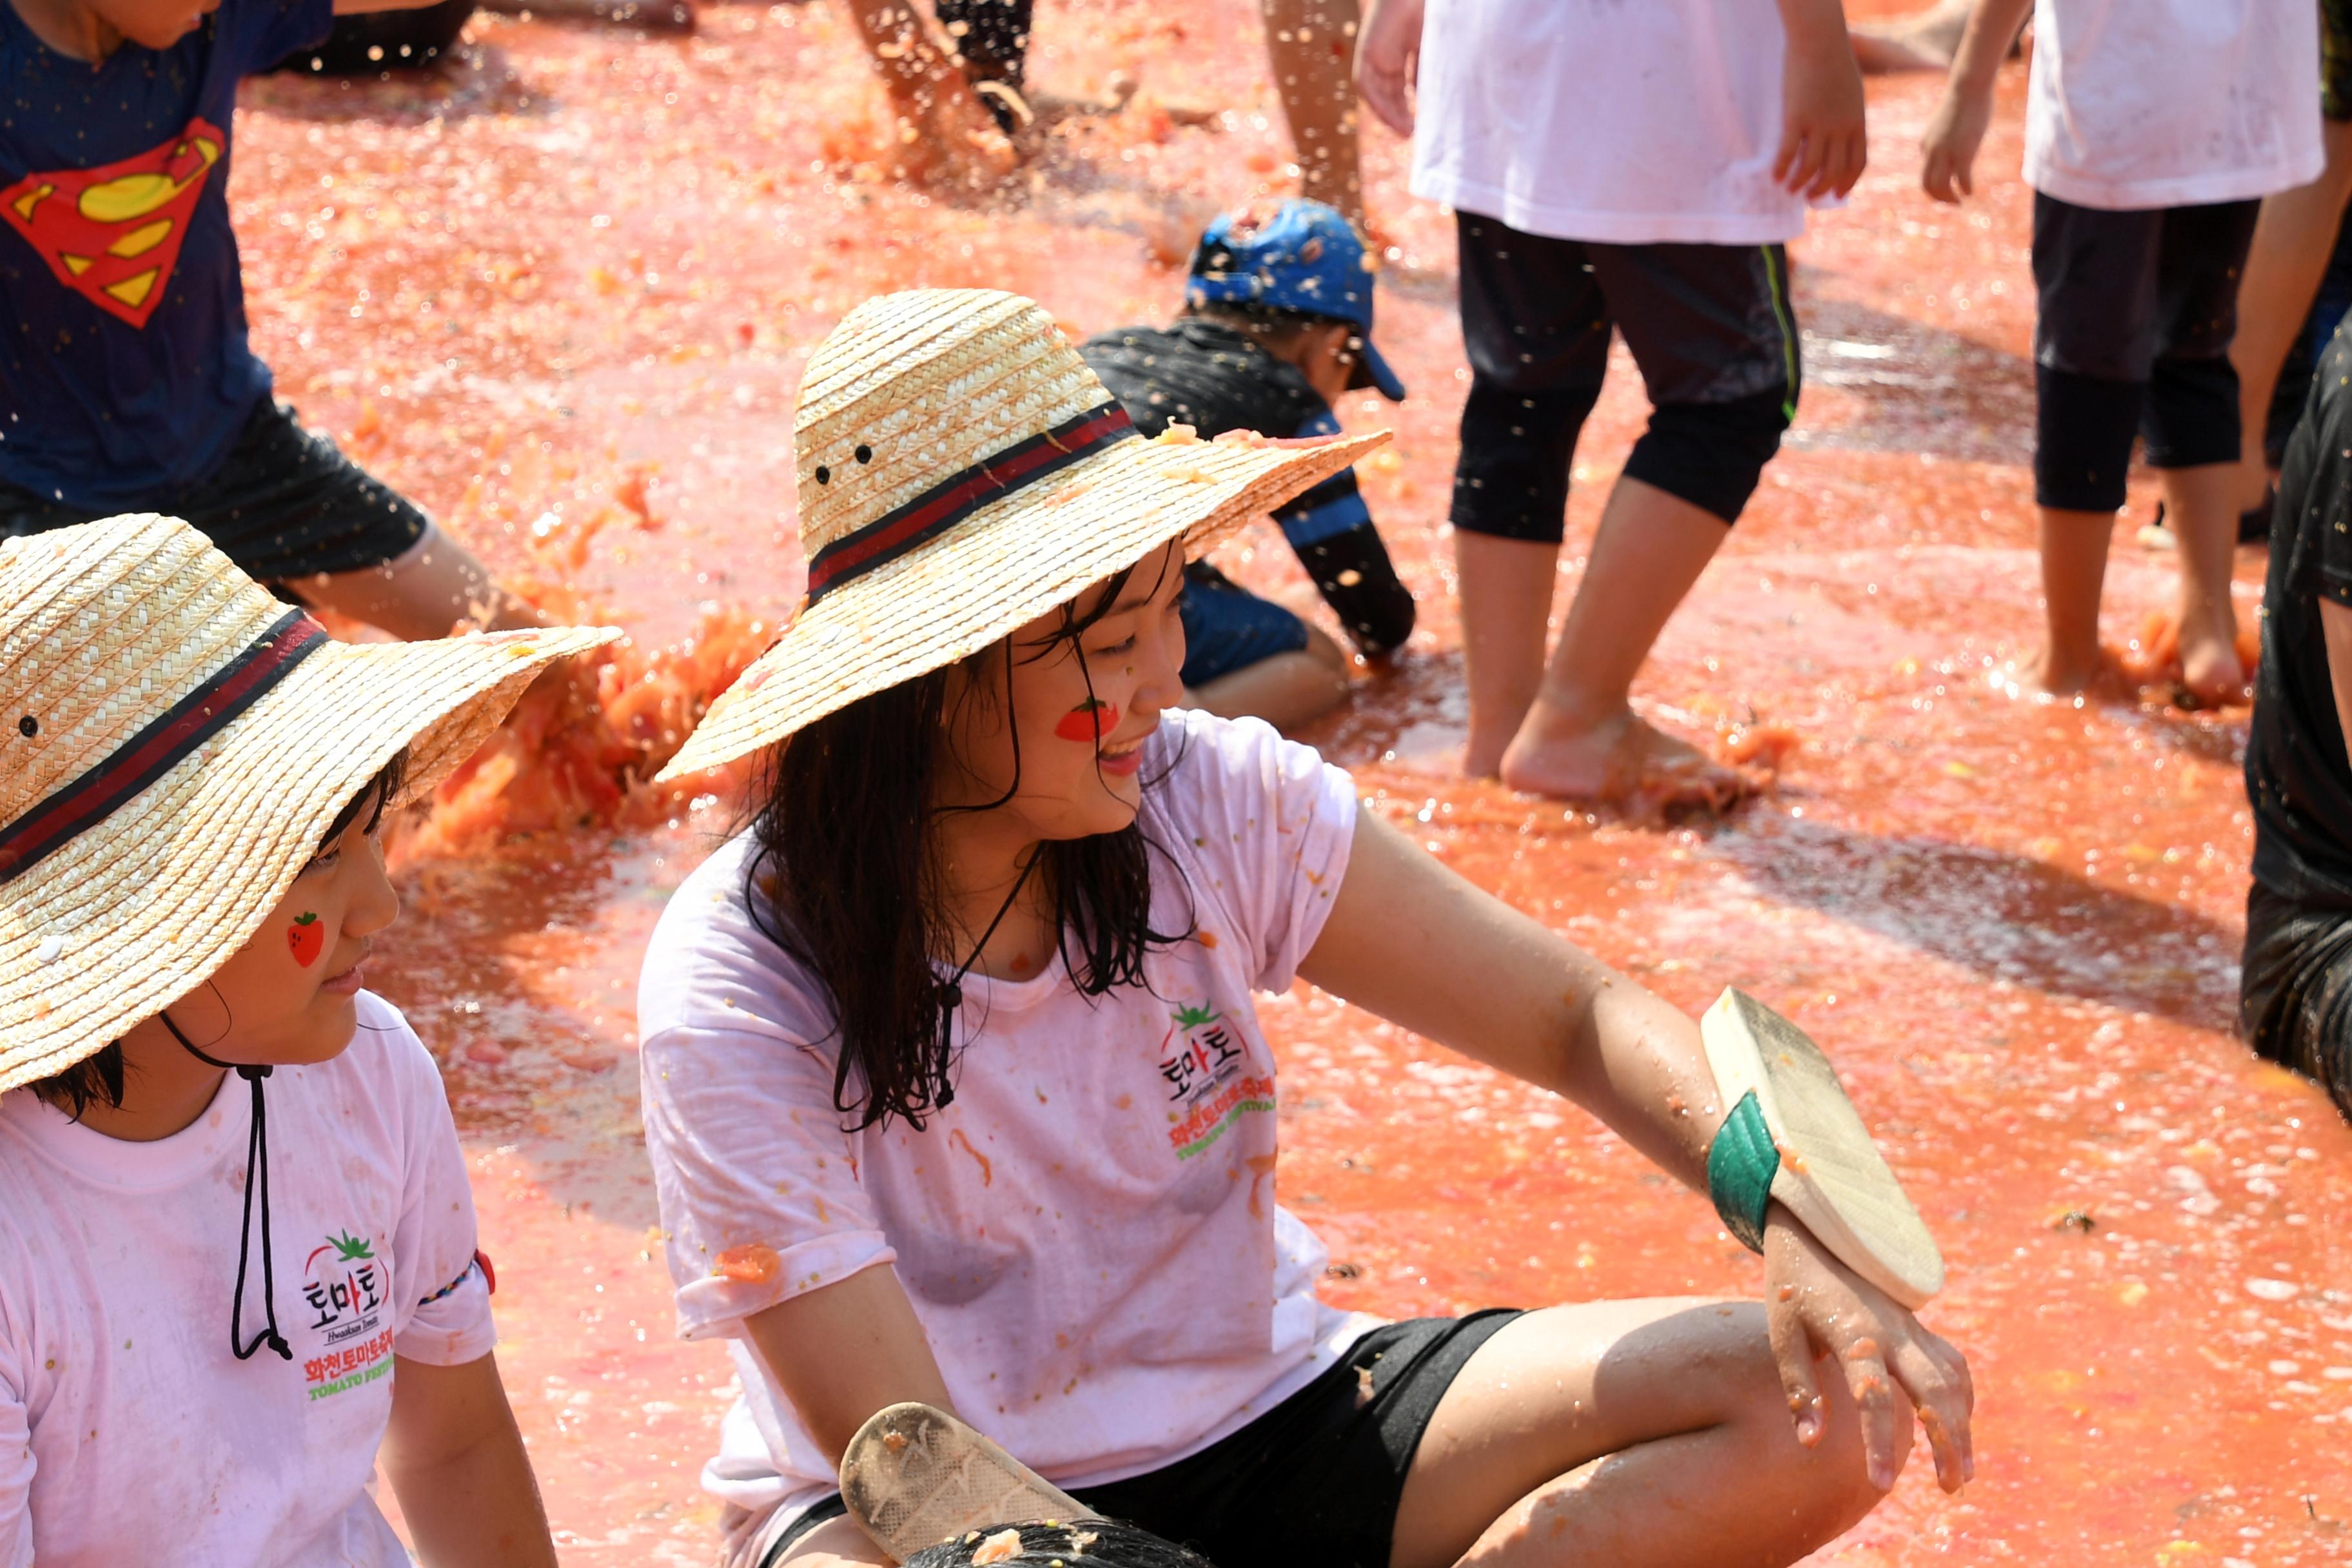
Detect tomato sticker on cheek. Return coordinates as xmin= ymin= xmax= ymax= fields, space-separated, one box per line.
xmin=288 ymin=912 xmax=324 ymax=968
xmin=1054 ymin=698 xmax=1120 ymax=742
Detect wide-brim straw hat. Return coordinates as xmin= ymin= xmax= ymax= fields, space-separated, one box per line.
xmin=0 ymin=513 xmax=621 ymax=1092
xmin=655 ymin=288 xmax=1389 ymax=781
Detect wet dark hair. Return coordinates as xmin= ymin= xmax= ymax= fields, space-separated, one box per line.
xmin=747 ymin=554 xmax=1193 ymax=1133
xmin=903 ymin=1520 xmax=1219 ymax=1568
xmin=27 ymin=750 xmax=407 ymax=1121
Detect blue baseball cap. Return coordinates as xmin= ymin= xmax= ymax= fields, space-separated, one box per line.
xmin=1184 ymin=199 xmax=1406 ymax=402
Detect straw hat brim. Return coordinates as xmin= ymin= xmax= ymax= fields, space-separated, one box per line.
xmin=0 ymin=623 xmax=618 ymax=1092
xmin=658 ymin=426 xmax=1391 ymax=781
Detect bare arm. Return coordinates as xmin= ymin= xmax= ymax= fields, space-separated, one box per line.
xmin=1774 ymin=0 xmax=1868 ymax=198
xmin=1353 ymin=0 xmax=1424 ymax=137
xmin=381 ymin=1353 xmax=556 ymax=1568
xmin=1297 ymin=808 xmax=1721 ymax=1186
xmin=1920 ymin=0 xmax=2034 ymax=201
xmin=742 ymin=1261 xmax=957 ymax=1467
xmin=734 ymin=1265 xmax=957 ymax=1567
xmin=1298 ymin=810 xmax=1973 ymax=1493
xmin=2323 ymin=600 xmax=2352 ymax=767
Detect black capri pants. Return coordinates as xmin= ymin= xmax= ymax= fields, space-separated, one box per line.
xmin=1450 ymin=212 xmax=1799 ymax=543
xmin=2030 ymin=193 xmax=2262 ymax=513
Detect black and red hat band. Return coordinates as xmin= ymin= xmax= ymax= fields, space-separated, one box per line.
xmin=0 ymin=609 xmax=327 ymax=886
xmin=801 ymin=401 xmax=1138 ymax=606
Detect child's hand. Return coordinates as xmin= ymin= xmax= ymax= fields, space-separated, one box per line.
xmin=1355 ymin=0 xmax=1425 ymax=139
xmin=1763 ymin=1210 xmax=1975 ymax=1495
xmin=1919 ymin=84 xmax=1992 ymax=203
xmin=1774 ymin=0 xmax=1868 ymax=199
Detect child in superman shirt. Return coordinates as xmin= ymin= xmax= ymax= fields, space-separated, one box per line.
xmin=1081 ymin=199 xmax=1416 ymax=731
xmin=0 ymin=0 xmax=546 ymax=639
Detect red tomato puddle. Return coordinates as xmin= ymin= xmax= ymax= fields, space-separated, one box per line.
xmin=233 ymin=3 xmax=2352 ymax=1560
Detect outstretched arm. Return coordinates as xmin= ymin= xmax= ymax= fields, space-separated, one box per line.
xmin=1298 ymin=809 xmax=1973 ymax=1492
xmin=382 ymin=1353 xmax=557 ymax=1568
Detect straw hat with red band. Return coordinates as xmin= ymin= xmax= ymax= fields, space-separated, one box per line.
xmin=654 ymin=287 xmax=1389 ymax=781
xmin=0 ymin=513 xmax=622 ymax=1093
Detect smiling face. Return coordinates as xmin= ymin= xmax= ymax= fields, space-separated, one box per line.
xmin=936 ymin=540 xmax=1188 ymax=843
xmin=160 ymin=781 xmax=402 ymax=1070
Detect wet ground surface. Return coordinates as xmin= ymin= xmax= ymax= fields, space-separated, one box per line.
xmin=229 ymin=3 xmax=2352 ymax=1562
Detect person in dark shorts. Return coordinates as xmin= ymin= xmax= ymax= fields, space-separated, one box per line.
xmin=1924 ymin=0 xmax=2322 ymax=704
xmin=1081 ymin=198 xmax=1415 ymax=731
xmin=2244 ymin=321 xmax=2352 ymax=1122
xmin=1 ymin=0 xmax=544 ymax=639
xmin=1359 ymin=0 xmax=1865 ymax=808
xmin=756 ymin=1313 xmax=1521 ymax=1567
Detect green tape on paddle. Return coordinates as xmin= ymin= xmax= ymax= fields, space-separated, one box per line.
xmin=1699 ymin=988 xmax=1946 ymax=1307
xmin=1707 ymin=1088 xmax=1779 ymax=1255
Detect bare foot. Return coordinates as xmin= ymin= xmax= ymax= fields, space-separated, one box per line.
xmin=2177 ymin=621 xmax=2249 ymax=708
xmin=1498 ymin=705 xmax=1750 ymax=812
xmin=2019 ymin=641 xmax=2103 ymax=696
xmin=1462 ymin=724 xmax=1513 ymax=781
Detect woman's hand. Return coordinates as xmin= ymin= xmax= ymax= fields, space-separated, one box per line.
xmin=1919 ymin=84 xmax=1993 ymax=202
xmin=1762 ymin=1211 xmax=1974 ymax=1494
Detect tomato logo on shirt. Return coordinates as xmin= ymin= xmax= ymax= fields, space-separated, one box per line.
xmin=0 ymin=118 xmax=225 ymax=329
xmin=1159 ymin=1000 xmax=1274 ymax=1159
xmin=300 ymin=1230 xmax=395 ymax=1400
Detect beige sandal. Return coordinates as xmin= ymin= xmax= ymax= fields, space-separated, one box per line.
xmin=838 ymin=1402 xmax=1097 ymax=1563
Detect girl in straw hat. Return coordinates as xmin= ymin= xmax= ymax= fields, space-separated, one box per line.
xmin=0 ymin=514 xmax=616 ymax=1565
xmin=636 ymin=290 xmax=1974 ymax=1568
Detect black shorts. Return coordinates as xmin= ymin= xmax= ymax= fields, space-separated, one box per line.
xmin=0 ymin=397 xmax=430 ymax=587
xmin=2030 ymin=193 xmax=2260 ymax=509
xmin=2241 ymin=881 xmax=2352 ymax=1121
xmin=761 ymin=1310 xmax=1524 ymax=1568
xmin=1451 ymin=213 xmax=1798 ymax=535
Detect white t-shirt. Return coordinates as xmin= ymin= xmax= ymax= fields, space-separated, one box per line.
xmin=638 ymin=711 xmax=1378 ymax=1552
xmin=1409 ymin=0 xmax=1810 ymax=245
xmin=0 ymin=992 xmax=496 ymax=1568
xmin=2025 ymin=0 xmax=2323 ymax=210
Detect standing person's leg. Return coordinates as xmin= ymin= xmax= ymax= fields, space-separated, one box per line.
xmin=2145 ymin=199 xmax=2264 ymax=704
xmin=1261 ymin=0 xmax=1364 ymax=229
xmin=1447 ymin=214 xmax=1609 ymax=779
xmin=2228 ymin=120 xmax=2352 ymax=516
xmin=839 ymin=0 xmax=1017 ymax=184
xmin=1498 ymin=242 xmax=1796 ymax=808
xmin=2027 ymin=193 xmax=2162 ymax=694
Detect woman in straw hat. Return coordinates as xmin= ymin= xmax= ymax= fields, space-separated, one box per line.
xmin=0 ymin=514 xmax=616 ymax=1565
xmin=636 ymin=290 xmax=1973 ymax=1568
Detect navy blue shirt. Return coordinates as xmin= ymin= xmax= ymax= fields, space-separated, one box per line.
xmin=0 ymin=0 xmax=331 ymax=509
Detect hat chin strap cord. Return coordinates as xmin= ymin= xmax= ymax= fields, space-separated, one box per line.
xmin=161 ymin=1011 xmax=293 ymax=1362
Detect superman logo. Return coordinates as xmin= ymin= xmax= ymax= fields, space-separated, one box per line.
xmin=1 ymin=118 xmax=225 ymax=329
